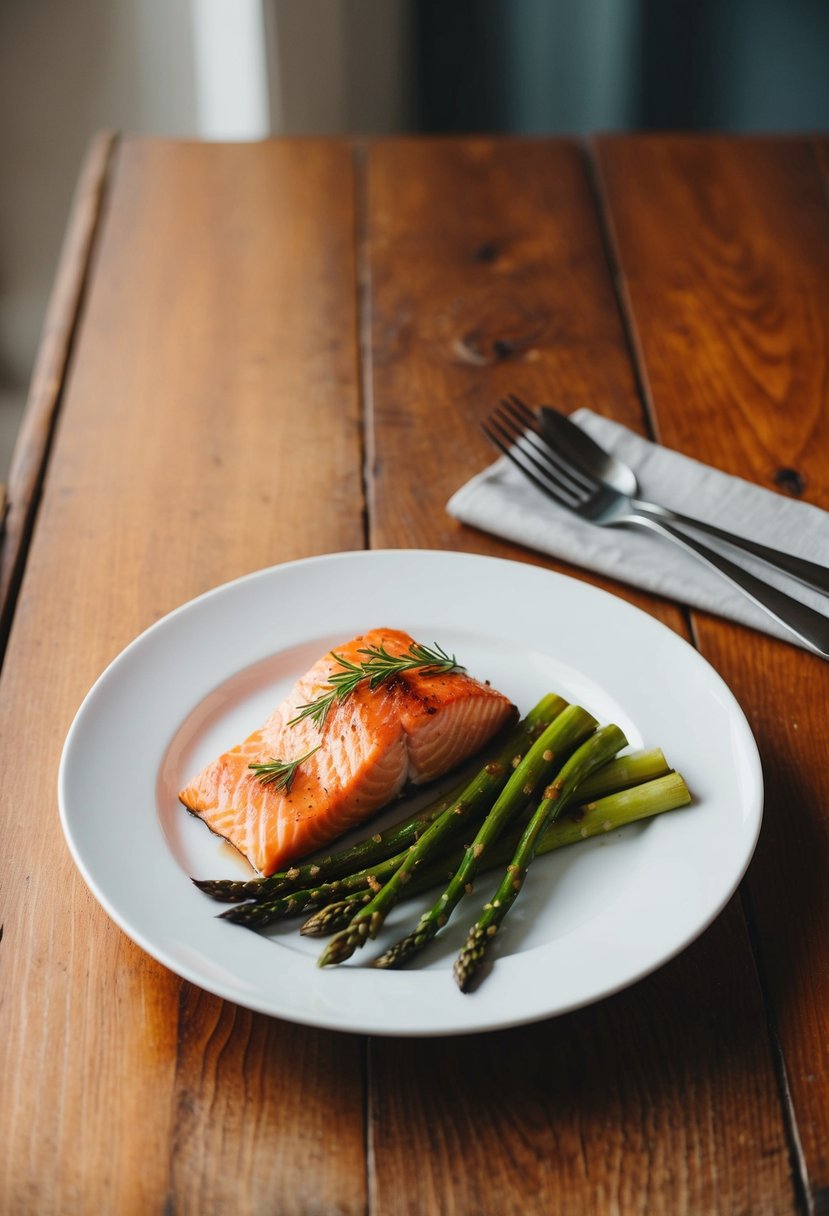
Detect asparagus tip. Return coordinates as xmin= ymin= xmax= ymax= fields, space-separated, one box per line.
xmin=191 ymin=875 xmax=243 ymax=902
xmin=452 ymin=924 xmax=493 ymax=993
xmin=300 ymin=899 xmax=357 ymax=937
xmin=317 ymin=923 xmax=370 ymax=967
xmin=216 ymin=902 xmax=259 ymax=924
xmin=373 ymin=934 xmax=417 ymax=969
xmin=190 ymin=874 xmax=269 ymax=904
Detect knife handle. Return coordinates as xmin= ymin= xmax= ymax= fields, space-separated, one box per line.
xmin=627 ymin=513 xmax=829 ymax=658
xmin=633 ymin=499 xmax=829 ymax=596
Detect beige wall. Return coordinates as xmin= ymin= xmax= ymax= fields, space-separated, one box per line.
xmin=0 ymin=0 xmax=412 ymax=476
xmin=265 ymin=0 xmax=413 ymax=134
xmin=0 ymin=0 xmax=198 ymax=390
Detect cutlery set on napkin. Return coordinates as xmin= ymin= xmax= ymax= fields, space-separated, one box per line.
xmin=448 ymin=400 xmax=829 ymax=657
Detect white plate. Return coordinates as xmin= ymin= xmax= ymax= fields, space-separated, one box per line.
xmin=59 ymin=550 xmax=763 ymax=1036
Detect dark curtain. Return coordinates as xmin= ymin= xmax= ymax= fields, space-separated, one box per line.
xmin=414 ymin=0 xmax=829 ymax=133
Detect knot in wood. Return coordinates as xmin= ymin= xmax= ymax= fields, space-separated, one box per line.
xmin=473 ymin=241 xmax=500 ymax=263
xmin=773 ymin=466 xmax=805 ymax=496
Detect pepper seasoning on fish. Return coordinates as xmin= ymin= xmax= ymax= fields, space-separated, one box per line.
xmin=179 ymin=628 xmax=516 ymax=875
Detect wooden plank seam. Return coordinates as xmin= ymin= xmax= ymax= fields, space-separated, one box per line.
xmin=0 ymin=130 xmax=119 ymax=661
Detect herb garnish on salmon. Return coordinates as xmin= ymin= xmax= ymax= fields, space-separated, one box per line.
xmin=179 ymin=629 xmax=515 ymax=876
xmin=289 ymin=641 xmax=464 ymax=728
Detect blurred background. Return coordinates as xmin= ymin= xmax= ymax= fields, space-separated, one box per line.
xmin=2 ymin=0 xmax=829 ymax=479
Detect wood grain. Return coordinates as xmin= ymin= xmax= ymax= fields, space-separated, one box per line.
xmin=0 ymin=138 xmax=366 ymax=1215
xmin=594 ymin=133 xmax=829 ymax=1214
xmin=0 ymin=131 xmax=116 ymax=647
xmin=362 ymin=138 xmax=794 ymax=1215
xmin=365 ymin=142 xmax=643 ymax=546
xmin=3 ymin=132 xmax=821 ymax=1216
xmin=370 ymin=911 xmax=788 ymax=1216
xmin=363 ymin=136 xmax=692 ymax=634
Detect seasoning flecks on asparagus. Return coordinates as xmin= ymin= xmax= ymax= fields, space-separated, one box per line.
xmin=575 ymin=748 xmax=669 ymax=801
xmin=217 ymin=699 xmax=566 ymax=931
xmin=193 ymin=775 xmax=470 ymax=904
xmin=453 ymin=723 xmax=628 ymax=992
xmin=192 ymin=693 xmax=566 ymax=904
xmin=318 ymin=702 xmax=599 ymax=968
xmin=300 ymin=893 xmax=376 ymax=937
xmin=215 ymin=744 xmax=680 ymax=932
xmin=374 ymin=707 xmax=606 ymax=970
xmin=219 ymin=747 xmax=673 ymax=930
xmin=373 ymin=704 xmax=600 ymax=970
xmin=249 ymin=770 xmax=693 ymax=938
xmin=216 ymin=850 xmax=402 ymax=928
xmin=218 ymin=809 xmax=466 ymax=929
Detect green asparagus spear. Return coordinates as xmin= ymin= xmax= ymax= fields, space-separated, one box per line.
xmin=558 ymin=769 xmax=691 ymax=839
xmin=218 ymin=874 xmax=380 ymax=927
xmin=223 ymin=694 xmax=568 ymax=931
xmin=303 ymin=771 xmax=691 ymax=939
xmin=299 ymin=892 xmax=375 ymax=936
xmin=192 ymin=775 xmax=468 ymax=904
xmin=453 ymin=724 xmax=627 ymax=992
xmin=218 ymin=834 xmax=425 ymax=928
xmin=317 ymin=703 xmax=599 ymax=967
xmin=192 ymin=693 xmax=565 ymax=903
xmin=575 ymin=748 xmax=669 ymax=801
xmin=375 ymin=720 xmax=624 ymax=970
xmin=220 ymin=751 xmax=681 ymax=933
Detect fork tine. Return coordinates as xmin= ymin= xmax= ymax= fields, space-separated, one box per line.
xmin=505 ymin=394 xmax=538 ymax=428
xmin=499 ymin=395 xmax=539 ymax=434
xmin=494 ymin=400 xmax=595 ymax=496
xmin=481 ymin=418 xmax=584 ymax=509
xmin=498 ymin=398 xmax=597 ymax=493
xmin=481 ymin=421 xmax=569 ymax=505
xmin=490 ymin=413 xmax=584 ymax=501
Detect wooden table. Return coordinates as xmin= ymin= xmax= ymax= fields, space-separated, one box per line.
xmin=2 ymin=134 xmax=828 ymax=1215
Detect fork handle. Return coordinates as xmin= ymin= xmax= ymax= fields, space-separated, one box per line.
xmin=632 ymin=499 xmax=829 ymax=596
xmin=627 ymin=514 xmax=829 ymax=658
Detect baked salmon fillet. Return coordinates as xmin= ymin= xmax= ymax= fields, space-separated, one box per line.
xmin=179 ymin=628 xmax=515 ymax=875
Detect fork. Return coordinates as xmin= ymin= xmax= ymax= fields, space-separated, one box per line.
xmin=482 ymin=400 xmax=829 ymax=658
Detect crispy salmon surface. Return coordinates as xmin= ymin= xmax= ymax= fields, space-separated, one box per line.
xmin=179 ymin=628 xmax=515 ymax=875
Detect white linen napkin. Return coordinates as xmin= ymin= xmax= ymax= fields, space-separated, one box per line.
xmin=447 ymin=408 xmax=829 ymax=648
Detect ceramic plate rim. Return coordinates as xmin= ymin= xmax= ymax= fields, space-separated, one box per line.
xmin=58 ymin=549 xmax=763 ymax=1036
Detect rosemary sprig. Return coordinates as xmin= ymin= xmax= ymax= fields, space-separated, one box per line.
xmin=248 ymin=745 xmax=320 ymax=790
xmin=289 ymin=642 xmax=465 ymax=729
